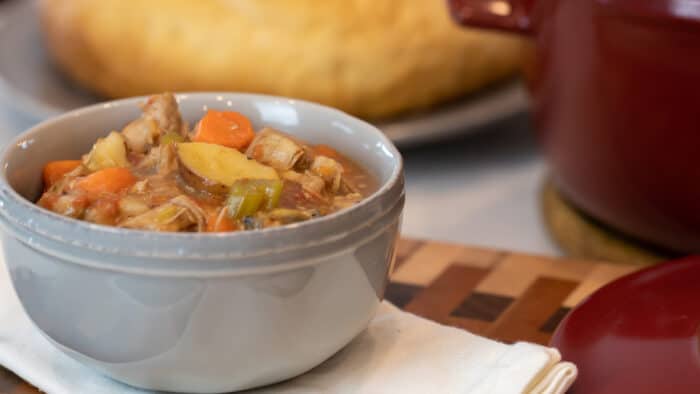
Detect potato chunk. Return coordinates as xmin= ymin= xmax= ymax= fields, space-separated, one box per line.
xmin=177 ymin=142 xmax=278 ymax=195
xmin=83 ymin=131 xmax=129 ymax=171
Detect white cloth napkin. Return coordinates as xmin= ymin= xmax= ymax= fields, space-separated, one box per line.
xmin=0 ymin=259 xmax=576 ymax=394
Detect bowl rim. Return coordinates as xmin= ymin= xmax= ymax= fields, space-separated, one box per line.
xmin=0 ymin=92 xmax=404 ymax=245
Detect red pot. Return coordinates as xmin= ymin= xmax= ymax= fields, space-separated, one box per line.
xmin=449 ymin=0 xmax=700 ymax=253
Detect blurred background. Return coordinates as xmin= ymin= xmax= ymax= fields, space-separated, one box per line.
xmin=0 ymin=0 xmax=556 ymax=255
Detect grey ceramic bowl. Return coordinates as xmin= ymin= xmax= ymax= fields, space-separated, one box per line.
xmin=0 ymin=93 xmax=404 ymax=393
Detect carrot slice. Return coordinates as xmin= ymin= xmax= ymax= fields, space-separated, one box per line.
xmin=75 ymin=168 xmax=136 ymax=199
xmin=42 ymin=160 xmax=82 ymax=188
xmin=193 ymin=110 xmax=255 ymax=150
xmin=205 ymin=209 xmax=237 ymax=232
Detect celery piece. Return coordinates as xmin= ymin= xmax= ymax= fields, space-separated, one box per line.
xmin=261 ymin=179 xmax=283 ymax=210
xmin=160 ymin=132 xmax=186 ymax=146
xmin=226 ymin=179 xmax=284 ymax=219
xmin=155 ymin=205 xmax=180 ymax=223
xmin=227 ymin=183 xmax=265 ymax=219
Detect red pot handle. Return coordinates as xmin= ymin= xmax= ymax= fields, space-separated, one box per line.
xmin=447 ymin=0 xmax=533 ymax=33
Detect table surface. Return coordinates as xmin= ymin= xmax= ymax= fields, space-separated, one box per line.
xmin=0 ymin=238 xmax=639 ymax=392
xmin=401 ymin=112 xmax=558 ymax=255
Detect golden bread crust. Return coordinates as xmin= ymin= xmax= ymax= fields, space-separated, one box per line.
xmin=39 ymin=0 xmax=525 ymax=118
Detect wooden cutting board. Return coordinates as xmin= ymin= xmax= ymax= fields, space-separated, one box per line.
xmin=0 ymin=238 xmax=642 ymax=393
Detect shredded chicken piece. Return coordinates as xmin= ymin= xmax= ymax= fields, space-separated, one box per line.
xmin=294 ymin=145 xmax=316 ymax=171
xmin=135 ymin=145 xmax=178 ymax=176
xmin=127 ymin=175 xmax=184 ymax=206
xmin=131 ymin=179 xmax=149 ymax=194
xmin=134 ymin=149 xmax=159 ymax=174
xmin=311 ymin=155 xmax=344 ymax=193
xmin=339 ymin=178 xmax=360 ymax=195
xmin=119 ymin=195 xmax=205 ymax=232
xmin=332 ymin=193 xmax=363 ymax=210
xmin=155 ymin=144 xmax=178 ymax=175
xmin=281 ymin=170 xmax=325 ymax=197
xmin=265 ymin=208 xmax=312 ymax=224
xmin=118 ymin=196 xmax=150 ymax=217
xmin=246 ymin=128 xmax=304 ymax=171
xmin=141 ymin=93 xmax=186 ymax=137
xmin=47 ymin=165 xmax=89 ymax=195
xmin=122 ymin=117 xmax=159 ymax=154
xmin=84 ymin=199 xmax=119 ymax=225
xmin=51 ymin=194 xmax=88 ymax=219
xmin=169 ymin=195 xmax=207 ymax=230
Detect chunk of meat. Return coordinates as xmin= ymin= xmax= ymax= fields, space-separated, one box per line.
xmin=118 ymin=196 xmax=151 ymax=217
xmin=119 ymin=195 xmax=205 ymax=232
xmin=277 ymin=180 xmax=330 ymax=214
xmin=134 ymin=144 xmax=178 ymax=176
xmin=130 ymin=179 xmax=149 ymax=194
xmin=310 ymin=155 xmax=344 ymax=193
xmin=338 ymin=178 xmax=360 ymax=195
xmin=294 ymin=145 xmax=316 ymax=171
xmin=278 ymin=181 xmax=306 ymax=209
xmin=332 ymin=193 xmax=363 ymax=210
xmin=281 ymin=170 xmax=325 ymax=197
xmin=84 ymin=198 xmax=120 ymax=225
xmin=39 ymin=193 xmax=88 ymax=219
xmin=169 ymin=195 xmax=207 ymax=229
xmin=127 ymin=175 xmax=183 ymax=206
xmin=260 ymin=208 xmax=317 ymax=227
xmin=246 ymin=128 xmax=304 ymax=171
xmin=141 ymin=93 xmax=186 ymax=137
xmin=122 ymin=117 xmax=159 ymax=154
xmin=45 ymin=165 xmax=88 ymax=195
xmin=155 ymin=144 xmax=178 ymax=175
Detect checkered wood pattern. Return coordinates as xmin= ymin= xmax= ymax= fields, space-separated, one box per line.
xmin=0 ymin=238 xmax=640 ymax=393
xmin=387 ymin=239 xmax=639 ymax=345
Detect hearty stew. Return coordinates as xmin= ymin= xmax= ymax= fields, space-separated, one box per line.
xmin=37 ymin=93 xmax=377 ymax=232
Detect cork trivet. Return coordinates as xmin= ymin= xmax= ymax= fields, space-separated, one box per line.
xmin=541 ymin=180 xmax=671 ymax=266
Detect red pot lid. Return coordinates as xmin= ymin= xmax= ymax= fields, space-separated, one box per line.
xmin=551 ymin=256 xmax=700 ymax=393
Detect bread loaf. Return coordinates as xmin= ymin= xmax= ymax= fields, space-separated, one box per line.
xmin=40 ymin=0 xmax=525 ymax=118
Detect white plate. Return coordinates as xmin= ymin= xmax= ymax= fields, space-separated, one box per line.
xmin=0 ymin=0 xmax=529 ymax=148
